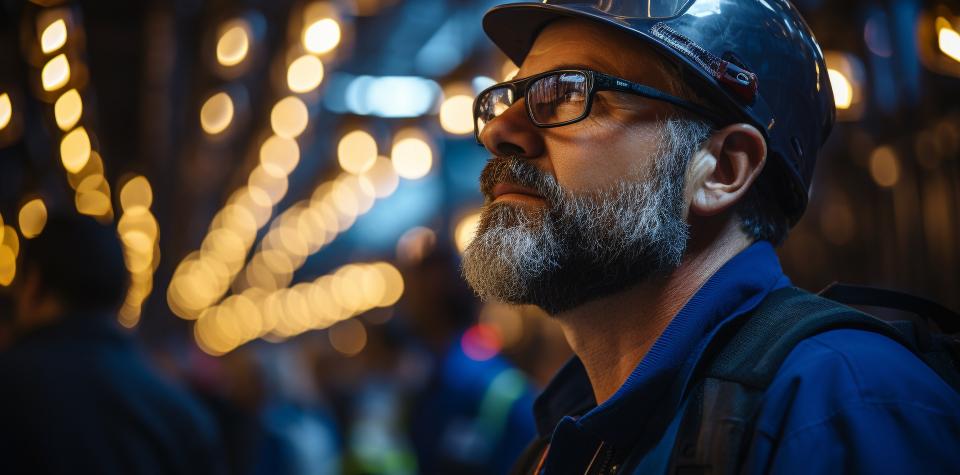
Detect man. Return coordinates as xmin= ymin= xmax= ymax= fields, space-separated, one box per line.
xmin=0 ymin=213 xmax=224 ymax=474
xmin=461 ymin=1 xmax=960 ymax=474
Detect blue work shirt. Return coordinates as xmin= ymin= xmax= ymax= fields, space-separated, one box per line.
xmin=533 ymin=242 xmax=960 ymax=474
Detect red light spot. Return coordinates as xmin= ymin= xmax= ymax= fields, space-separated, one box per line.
xmin=461 ymin=324 xmax=502 ymax=361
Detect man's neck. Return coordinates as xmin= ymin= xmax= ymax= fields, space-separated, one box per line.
xmin=554 ymin=222 xmax=753 ymax=404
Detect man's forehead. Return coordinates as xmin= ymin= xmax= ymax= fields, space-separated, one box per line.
xmin=519 ymin=18 xmax=668 ymax=84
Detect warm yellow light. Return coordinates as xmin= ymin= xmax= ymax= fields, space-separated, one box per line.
xmin=200 ymin=92 xmax=234 ymax=135
xmin=939 ymin=21 xmax=960 ymax=63
xmin=338 ymin=130 xmax=377 ymax=174
xmin=0 ymin=246 xmax=15 ymax=287
xmin=54 ymin=88 xmax=82 ymax=131
xmin=259 ymin=135 xmax=300 ymax=177
xmin=66 ymin=150 xmax=103 ymax=190
xmin=361 ymin=156 xmax=399 ymax=198
xmin=454 ymin=211 xmax=482 ymax=253
xmin=121 ymin=229 xmax=153 ymax=255
xmin=439 ymin=95 xmax=475 ymax=135
xmin=42 ymin=54 xmax=71 ymax=91
xmin=270 ymin=96 xmax=308 ymax=139
xmin=0 ymin=93 xmax=11 ymax=131
xmin=60 ymin=126 xmax=91 ymax=173
xmin=329 ymin=319 xmax=367 ymax=356
xmin=2 ymin=224 xmax=19 ymax=256
xmin=248 ymin=166 xmax=289 ymax=205
xmin=216 ymin=21 xmax=250 ymax=67
xmin=75 ymin=189 xmax=112 ymax=216
xmin=372 ymin=262 xmax=403 ymax=307
xmin=391 ymin=134 xmax=432 ymax=179
xmin=827 ymin=69 xmax=853 ymax=110
xmin=303 ymin=18 xmax=341 ymax=54
xmin=869 ymin=146 xmax=900 ymax=188
xmin=287 ymin=55 xmax=324 ymax=93
xmin=120 ymin=175 xmax=153 ymax=212
xmin=18 ymin=199 xmax=47 ymax=239
xmin=41 ymin=19 xmax=67 ymax=54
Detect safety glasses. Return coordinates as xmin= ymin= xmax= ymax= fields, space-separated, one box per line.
xmin=473 ymin=69 xmax=725 ymax=143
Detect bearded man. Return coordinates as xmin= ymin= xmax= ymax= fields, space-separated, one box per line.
xmin=461 ymin=1 xmax=960 ymax=474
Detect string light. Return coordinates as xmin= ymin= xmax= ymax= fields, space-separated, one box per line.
xmin=192 ymin=261 xmax=403 ymax=355
xmin=54 ymin=89 xmax=82 ymax=131
xmin=36 ymin=7 xmax=114 ymax=224
xmin=40 ymin=18 xmax=67 ymax=54
xmin=259 ymin=135 xmax=300 ymax=177
xmin=439 ymin=94 xmax=474 ymax=135
xmin=0 ymin=93 xmax=11 ymax=131
xmin=303 ymin=18 xmax=341 ymax=54
xmin=391 ymin=129 xmax=433 ymax=179
xmin=200 ymin=92 xmax=234 ymax=135
xmin=216 ymin=20 xmax=251 ymax=67
xmin=60 ymin=126 xmax=91 ymax=173
xmin=869 ymin=146 xmax=900 ymax=188
xmin=828 ymin=69 xmax=853 ymax=110
xmin=938 ymin=17 xmax=960 ymax=63
xmin=454 ymin=210 xmax=482 ymax=253
xmin=41 ymin=53 xmax=71 ymax=91
xmin=18 ymin=199 xmax=48 ymax=239
xmin=270 ymin=96 xmax=309 ymax=138
xmin=287 ymin=55 xmax=324 ymax=93
xmin=337 ymin=130 xmax=377 ymax=174
xmin=0 ymin=223 xmax=17 ymax=287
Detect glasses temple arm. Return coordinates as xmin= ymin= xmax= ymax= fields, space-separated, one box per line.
xmin=594 ymin=73 xmax=726 ymax=126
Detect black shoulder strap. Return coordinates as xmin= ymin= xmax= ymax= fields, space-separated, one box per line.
xmin=705 ymin=286 xmax=914 ymax=388
xmin=668 ymin=286 xmax=917 ymax=475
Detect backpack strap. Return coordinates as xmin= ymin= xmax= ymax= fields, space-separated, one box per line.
xmin=668 ymin=286 xmax=916 ymax=475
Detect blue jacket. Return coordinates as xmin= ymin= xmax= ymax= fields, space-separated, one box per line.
xmin=533 ymin=242 xmax=960 ymax=474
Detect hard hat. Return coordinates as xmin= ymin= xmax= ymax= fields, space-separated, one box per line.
xmin=482 ymin=0 xmax=836 ymax=224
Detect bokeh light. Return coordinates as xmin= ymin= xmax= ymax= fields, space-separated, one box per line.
xmin=40 ymin=18 xmax=67 ymax=54
xmin=939 ymin=17 xmax=960 ymax=63
xmin=60 ymin=126 xmax=91 ymax=173
xmin=391 ymin=131 xmax=433 ymax=179
xmin=287 ymin=55 xmax=324 ymax=93
xmin=18 ymin=198 xmax=47 ymax=239
xmin=828 ymin=69 xmax=853 ymax=110
xmin=869 ymin=146 xmax=900 ymax=188
xmin=454 ymin=210 xmax=481 ymax=253
xmin=439 ymin=94 xmax=474 ymax=135
xmin=338 ymin=130 xmax=377 ymax=174
xmin=259 ymin=135 xmax=300 ymax=177
xmin=303 ymin=18 xmax=341 ymax=54
xmin=270 ymin=96 xmax=309 ymax=139
xmin=200 ymin=92 xmax=234 ymax=135
xmin=120 ymin=176 xmax=154 ymax=212
xmin=329 ymin=318 xmax=367 ymax=356
xmin=54 ymin=89 xmax=82 ymax=131
xmin=0 ymin=93 xmax=11 ymax=131
xmin=216 ymin=20 xmax=251 ymax=67
xmin=41 ymin=53 xmax=71 ymax=91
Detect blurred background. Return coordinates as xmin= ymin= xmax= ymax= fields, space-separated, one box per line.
xmin=0 ymin=0 xmax=957 ymax=473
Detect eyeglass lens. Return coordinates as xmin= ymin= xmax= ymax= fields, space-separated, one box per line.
xmin=475 ymin=71 xmax=589 ymax=138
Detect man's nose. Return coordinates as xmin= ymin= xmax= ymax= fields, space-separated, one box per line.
xmin=478 ymin=99 xmax=545 ymax=159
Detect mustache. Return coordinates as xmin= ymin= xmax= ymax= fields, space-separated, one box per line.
xmin=479 ymin=156 xmax=562 ymax=203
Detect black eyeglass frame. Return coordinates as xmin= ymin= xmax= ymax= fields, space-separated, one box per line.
xmin=472 ymin=68 xmax=727 ymax=144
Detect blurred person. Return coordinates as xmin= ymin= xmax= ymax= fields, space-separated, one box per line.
xmin=0 ymin=212 xmax=224 ymax=474
xmin=462 ymin=1 xmax=960 ymax=473
xmin=402 ymin=242 xmax=537 ymax=475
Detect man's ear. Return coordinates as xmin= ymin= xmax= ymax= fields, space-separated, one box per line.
xmin=687 ymin=123 xmax=767 ymax=217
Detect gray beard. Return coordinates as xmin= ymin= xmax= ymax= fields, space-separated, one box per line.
xmin=461 ymin=119 xmax=709 ymax=315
